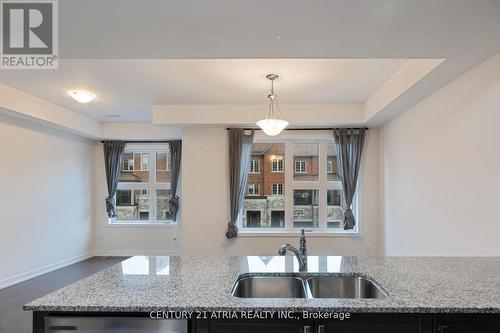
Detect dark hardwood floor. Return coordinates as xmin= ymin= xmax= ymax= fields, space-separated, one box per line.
xmin=0 ymin=256 xmax=127 ymax=333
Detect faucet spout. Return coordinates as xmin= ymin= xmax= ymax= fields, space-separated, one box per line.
xmin=277 ymin=230 xmax=308 ymax=272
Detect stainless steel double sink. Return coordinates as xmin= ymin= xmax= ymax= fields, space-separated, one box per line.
xmin=231 ymin=273 xmax=387 ymax=299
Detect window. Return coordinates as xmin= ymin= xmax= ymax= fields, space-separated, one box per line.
xmin=240 ymin=138 xmax=356 ymax=234
xmin=156 ymin=152 xmax=169 ymax=171
xmin=113 ymin=144 xmax=175 ymax=224
xmin=123 ymin=154 xmax=134 ymax=171
xmin=141 ymin=153 xmax=149 ymax=171
xmin=272 ymin=156 xmax=284 ymax=172
xmin=295 ymin=161 xmax=307 ymax=173
xmin=271 ymin=211 xmax=285 ymax=227
xmin=248 ymin=183 xmax=260 ymax=196
xmin=327 ymin=143 xmax=340 ymax=181
xmin=249 ymin=159 xmax=260 ymax=173
xmin=272 ymin=183 xmax=283 ymax=195
xmin=246 ymin=211 xmax=261 ymax=227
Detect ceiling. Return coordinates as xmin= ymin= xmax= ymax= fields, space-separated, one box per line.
xmin=0 ymin=59 xmax=406 ymax=121
xmin=58 ymin=0 xmax=500 ymax=60
xmin=2 ymin=0 xmax=500 ymax=126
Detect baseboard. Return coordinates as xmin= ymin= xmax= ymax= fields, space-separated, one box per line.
xmin=93 ymin=249 xmax=181 ymax=257
xmin=0 ymin=252 xmax=94 ymax=290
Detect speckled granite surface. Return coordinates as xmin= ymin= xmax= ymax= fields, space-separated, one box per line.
xmin=24 ymin=256 xmax=500 ymax=313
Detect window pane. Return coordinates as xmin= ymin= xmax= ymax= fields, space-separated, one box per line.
xmin=293 ymin=143 xmax=319 ymax=181
xmin=327 ymin=143 xmax=340 ymax=181
xmin=120 ymin=152 xmax=149 ymax=182
xmin=156 ymin=151 xmax=171 ymax=183
xmin=116 ymin=189 xmax=150 ymax=221
xmin=327 ymin=189 xmax=345 ymax=229
xmin=242 ymin=143 xmax=285 ymax=229
xmin=293 ymin=189 xmax=319 ymax=228
xmin=156 ymin=189 xmax=173 ymax=221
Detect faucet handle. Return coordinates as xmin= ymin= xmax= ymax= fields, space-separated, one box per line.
xmin=299 ymin=229 xmax=306 ymax=255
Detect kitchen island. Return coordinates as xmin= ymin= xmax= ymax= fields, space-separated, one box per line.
xmin=24 ymin=256 xmax=500 ymax=332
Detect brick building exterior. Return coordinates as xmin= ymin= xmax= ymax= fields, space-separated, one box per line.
xmin=242 ymin=143 xmax=343 ymax=229
xmin=116 ymin=151 xmax=172 ymax=221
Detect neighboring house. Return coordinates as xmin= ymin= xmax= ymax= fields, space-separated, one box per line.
xmin=116 ymin=152 xmax=172 ymax=221
xmin=242 ymin=143 xmax=343 ymax=229
xmin=243 ymin=143 xmax=286 ymax=228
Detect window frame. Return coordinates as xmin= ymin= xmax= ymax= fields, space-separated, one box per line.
xmin=249 ymin=159 xmax=260 ymax=174
xmin=238 ymin=131 xmax=359 ymax=236
xmin=109 ymin=144 xmax=177 ymax=226
xmin=326 ymin=159 xmax=333 ymax=173
xmin=294 ymin=160 xmax=307 ymax=174
xmin=122 ymin=156 xmax=134 ymax=172
xmin=248 ymin=183 xmax=261 ymax=196
xmin=272 ymin=183 xmax=283 ymax=195
xmin=140 ymin=153 xmax=149 ymax=171
xmin=271 ymin=155 xmax=284 ymax=172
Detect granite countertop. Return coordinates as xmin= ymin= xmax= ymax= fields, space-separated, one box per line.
xmin=24 ymin=256 xmax=500 ymax=313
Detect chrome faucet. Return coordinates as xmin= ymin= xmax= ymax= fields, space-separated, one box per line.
xmin=278 ymin=229 xmax=308 ymax=272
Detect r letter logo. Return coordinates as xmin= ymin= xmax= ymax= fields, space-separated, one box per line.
xmin=1 ymin=0 xmax=58 ymax=69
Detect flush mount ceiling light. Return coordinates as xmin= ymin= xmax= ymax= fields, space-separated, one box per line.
xmin=68 ymin=90 xmax=96 ymax=103
xmin=256 ymin=74 xmax=289 ymax=136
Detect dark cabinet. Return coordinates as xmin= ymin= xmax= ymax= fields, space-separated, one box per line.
xmin=195 ymin=318 xmax=313 ymax=333
xmin=434 ymin=314 xmax=500 ymax=333
xmin=194 ymin=314 xmax=433 ymax=333
xmin=317 ymin=314 xmax=431 ymax=333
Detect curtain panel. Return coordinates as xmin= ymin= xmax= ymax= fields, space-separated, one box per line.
xmin=333 ymin=128 xmax=366 ymax=230
xmin=226 ymin=128 xmax=254 ymax=239
xmin=102 ymin=141 xmax=126 ymax=218
xmin=168 ymin=140 xmax=182 ymax=221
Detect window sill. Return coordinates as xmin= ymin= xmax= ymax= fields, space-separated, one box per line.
xmin=106 ymin=222 xmax=179 ymax=228
xmin=237 ymin=230 xmax=360 ymax=237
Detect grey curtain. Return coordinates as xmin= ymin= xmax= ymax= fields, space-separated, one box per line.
xmin=103 ymin=141 xmax=126 ymax=218
xmin=333 ymin=128 xmax=366 ymax=230
xmin=226 ymin=129 xmax=254 ymax=239
xmin=168 ymin=140 xmax=182 ymax=221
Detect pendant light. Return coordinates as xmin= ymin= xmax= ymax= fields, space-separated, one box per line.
xmin=256 ymin=74 xmax=289 ymax=136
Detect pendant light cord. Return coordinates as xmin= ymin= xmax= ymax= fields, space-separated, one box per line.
xmin=266 ymin=77 xmax=285 ymax=120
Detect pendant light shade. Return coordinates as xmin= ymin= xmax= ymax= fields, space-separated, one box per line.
xmin=256 ymin=74 xmax=289 ymax=136
xmin=256 ymin=118 xmax=289 ymax=136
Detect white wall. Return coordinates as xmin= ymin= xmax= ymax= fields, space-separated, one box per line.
xmin=380 ymin=51 xmax=500 ymax=256
xmin=0 ymin=116 xmax=94 ymax=288
xmin=181 ymin=127 xmax=381 ymax=256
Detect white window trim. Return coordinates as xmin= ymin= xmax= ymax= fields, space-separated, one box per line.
xmin=110 ymin=144 xmax=178 ymax=226
xmin=239 ymin=134 xmax=359 ymax=236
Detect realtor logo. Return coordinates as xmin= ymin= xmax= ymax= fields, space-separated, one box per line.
xmin=1 ymin=0 xmax=58 ymax=69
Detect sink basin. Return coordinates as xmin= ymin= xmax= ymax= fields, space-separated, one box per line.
xmin=306 ymin=275 xmax=387 ymax=299
xmin=231 ymin=274 xmax=387 ymax=299
xmin=231 ymin=275 xmax=307 ymax=298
